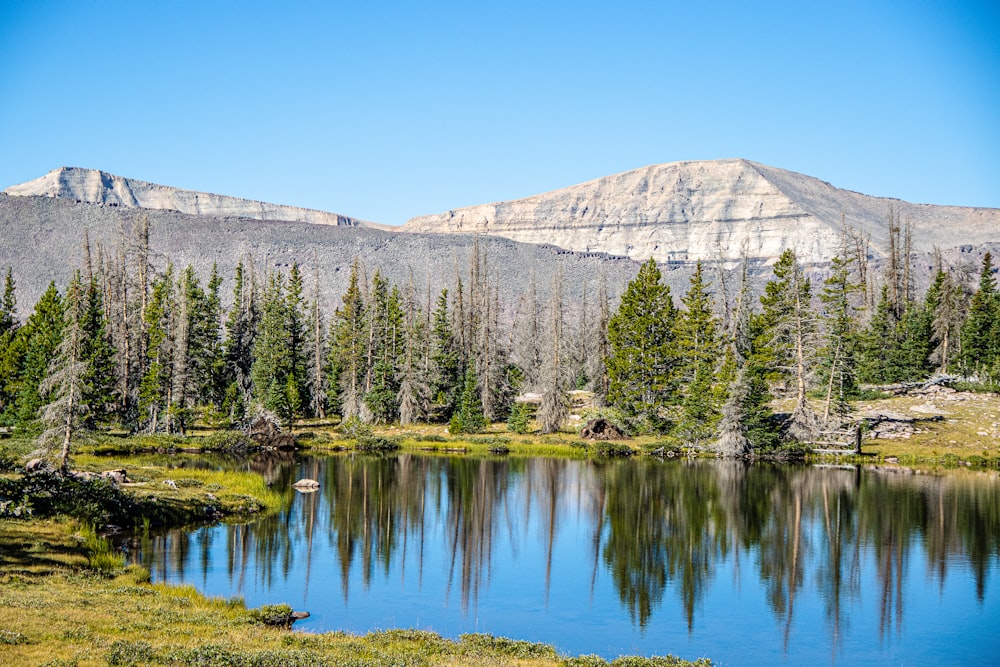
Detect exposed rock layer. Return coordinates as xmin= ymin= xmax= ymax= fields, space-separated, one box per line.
xmin=404 ymin=159 xmax=1000 ymax=264
xmin=4 ymin=167 xmax=374 ymax=228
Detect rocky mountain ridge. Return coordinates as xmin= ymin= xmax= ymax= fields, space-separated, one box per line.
xmin=4 ymin=166 xmax=377 ymax=229
xmin=404 ymin=159 xmax=1000 ymax=265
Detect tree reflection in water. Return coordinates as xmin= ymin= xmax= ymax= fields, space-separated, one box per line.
xmin=132 ymin=454 xmax=1000 ymax=660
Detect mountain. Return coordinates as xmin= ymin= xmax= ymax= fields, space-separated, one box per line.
xmin=4 ymin=166 xmax=379 ymax=229
xmin=404 ymin=159 xmax=1000 ymax=265
xmin=0 ymin=192 xmax=643 ymax=312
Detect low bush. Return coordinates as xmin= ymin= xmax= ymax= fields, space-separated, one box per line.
xmin=202 ymin=431 xmax=255 ymax=453
xmin=458 ymin=633 xmax=557 ymax=659
xmin=105 ymin=639 xmax=155 ymax=666
xmin=593 ymin=442 xmax=635 ymax=458
xmin=355 ymin=435 xmax=401 ymax=453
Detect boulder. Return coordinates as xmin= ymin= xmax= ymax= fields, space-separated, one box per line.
xmin=580 ymin=418 xmax=625 ymax=441
xmin=292 ymin=478 xmax=320 ymax=492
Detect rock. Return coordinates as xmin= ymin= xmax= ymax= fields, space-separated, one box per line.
xmin=5 ymin=167 xmax=370 ymax=228
xmin=292 ymin=478 xmax=320 ymax=491
xmin=885 ymin=456 xmax=899 ymax=463
xmin=580 ymin=418 xmax=625 ymax=441
xmin=910 ymin=403 xmax=947 ymax=415
xmin=404 ymin=159 xmax=1000 ymax=266
xmin=100 ymin=469 xmax=131 ymax=485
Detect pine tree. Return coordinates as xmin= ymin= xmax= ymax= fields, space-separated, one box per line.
xmin=331 ymin=259 xmax=366 ymax=420
xmin=0 ymin=268 xmax=20 ymax=422
xmin=818 ymin=251 xmax=861 ymax=423
xmin=12 ymin=283 xmax=64 ymax=426
xmin=960 ymin=252 xmax=999 ymax=380
xmin=928 ymin=267 xmax=963 ymax=373
xmin=449 ymin=363 xmax=486 ymax=434
xmin=37 ymin=275 xmax=88 ymax=471
xmin=538 ymin=272 xmax=567 ymax=434
xmin=429 ymin=289 xmax=461 ymax=419
xmin=673 ymin=261 xmax=720 ymax=443
xmin=307 ymin=263 xmax=328 ymax=419
xmin=251 ymin=272 xmax=294 ymax=423
xmin=285 ymin=262 xmax=309 ymax=417
xmin=80 ymin=270 xmax=117 ymax=429
xmin=0 ymin=268 xmax=15 ymax=337
xmin=756 ymin=249 xmax=818 ymax=439
xmin=222 ymin=260 xmax=258 ymax=423
xmin=397 ymin=274 xmax=430 ymax=425
xmin=606 ymin=258 xmax=677 ymax=433
xmin=139 ymin=266 xmax=176 ymax=432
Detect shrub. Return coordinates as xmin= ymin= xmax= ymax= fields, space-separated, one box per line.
xmin=203 ymin=431 xmax=255 ymax=453
xmin=105 ymin=640 xmax=155 ymax=666
xmin=593 ymin=442 xmax=635 ymax=458
xmin=0 ymin=446 xmax=18 ymax=472
xmin=459 ymin=633 xmax=557 ymax=659
xmin=355 ymin=435 xmax=400 ymax=453
xmin=0 ymin=629 xmax=30 ymax=645
xmin=249 ymin=603 xmax=297 ymax=627
xmin=339 ymin=415 xmax=373 ymax=439
xmin=563 ymin=656 xmax=609 ymax=667
xmin=507 ymin=402 xmax=531 ymax=434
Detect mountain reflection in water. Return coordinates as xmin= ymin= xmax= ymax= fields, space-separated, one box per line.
xmin=131 ymin=455 xmax=1000 ymax=664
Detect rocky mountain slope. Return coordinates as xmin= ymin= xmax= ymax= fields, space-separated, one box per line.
xmin=4 ymin=167 xmax=377 ymax=229
xmin=404 ymin=159 xmax=1000 ymax=265
xmin=0 ymin=193 xmax=643 ymax=311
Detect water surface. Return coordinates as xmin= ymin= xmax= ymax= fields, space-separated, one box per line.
xmin=131 ymin=455 xmax=1000 ymax=665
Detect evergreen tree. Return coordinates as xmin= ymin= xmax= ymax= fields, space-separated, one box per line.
xmin=756 ymin=249 xmax=818 ymax=438
xmin=251 ymin=272 xmax=294 ymax=423
xmin=673 ymin=261 xmax=720 ymax=443
xmin=38 ymin=275 xmax=88 ymax=470
xmin=331 ymin=260 xmax=366 ymax=420
xmin=139 ymin=267 xmax=176 ymax=432
xmin=928 ymin=267 xmax=963 ymax=373
xmin=80 ymin=271 xmax=117 ymax=428
xmin=285 ymin=262 xmax=309 ymax=416
xmin=307 ymin=264 xmax=328 ymax=419
xmin=449 ymin=363 xmax=486 ymax=434
xmin=0 ymin=268 xmax=15 ymax=337
xmin=538 ymin=272 xmax=567 ymax=434
xmin=0 ymin=269 xmax=21 ymax=422
xmin=960 ymin=252 xmax=999 ymax=380
xmin=398 ymin=275 xmax=430 ymax=425
xmin=818 ymin=252 xmax=861 ymax=423
xmin=606 ymin=258 xmax=678 ymax=432
xmin=362 ymin=271 xmax=403 ymax=423
xmin=429 ymin=289 xmax=461 ymax=419
xmin=222 ymin=260 xmax=258 ymax=423
xmin=12 ymin=283 xmax=64 ymax=426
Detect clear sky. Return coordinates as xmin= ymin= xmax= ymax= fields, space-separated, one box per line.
xmin=1 ymin=1 xmax=997 ymax=226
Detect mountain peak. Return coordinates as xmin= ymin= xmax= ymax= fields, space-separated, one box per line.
xmin=404 ymin=158 xmax=1000 ymax=264
xmin=4 ymin=167 xmax=373 ymax=228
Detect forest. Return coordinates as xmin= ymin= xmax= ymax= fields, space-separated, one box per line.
xmin=0 ymin=217 xmax=997 ymax=466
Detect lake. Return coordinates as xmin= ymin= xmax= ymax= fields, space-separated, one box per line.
xmin=129 ymin=454 xmax=1000 ymax=665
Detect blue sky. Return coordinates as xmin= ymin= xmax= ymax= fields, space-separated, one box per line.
xmin=1 ymin=1 xmax=997 ymax=225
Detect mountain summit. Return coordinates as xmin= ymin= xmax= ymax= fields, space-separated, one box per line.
xmin=4 ymin=166 xmax=374 ymax=228
xmin=404 ymin=159 xmax=1000 ymax=264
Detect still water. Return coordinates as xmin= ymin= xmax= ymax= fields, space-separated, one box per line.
xmin=131 ymin=454 xmax=1000 ymax=665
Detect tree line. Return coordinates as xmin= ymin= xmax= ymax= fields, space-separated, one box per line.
xmin=1 ymin=218 xmax=997 ymax=464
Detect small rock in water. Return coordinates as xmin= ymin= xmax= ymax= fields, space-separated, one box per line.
xmin=292 ymin=478 xmax=320 ymax=492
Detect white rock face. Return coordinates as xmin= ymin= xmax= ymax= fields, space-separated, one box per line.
xmin=4 ymin=167 xmax=372 ymax=228
xmin=404 ymin=159 xmax=1000 ymax=264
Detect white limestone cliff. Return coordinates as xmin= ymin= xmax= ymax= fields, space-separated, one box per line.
xmin=404 ymin=159 xmax=1000 ymax=265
